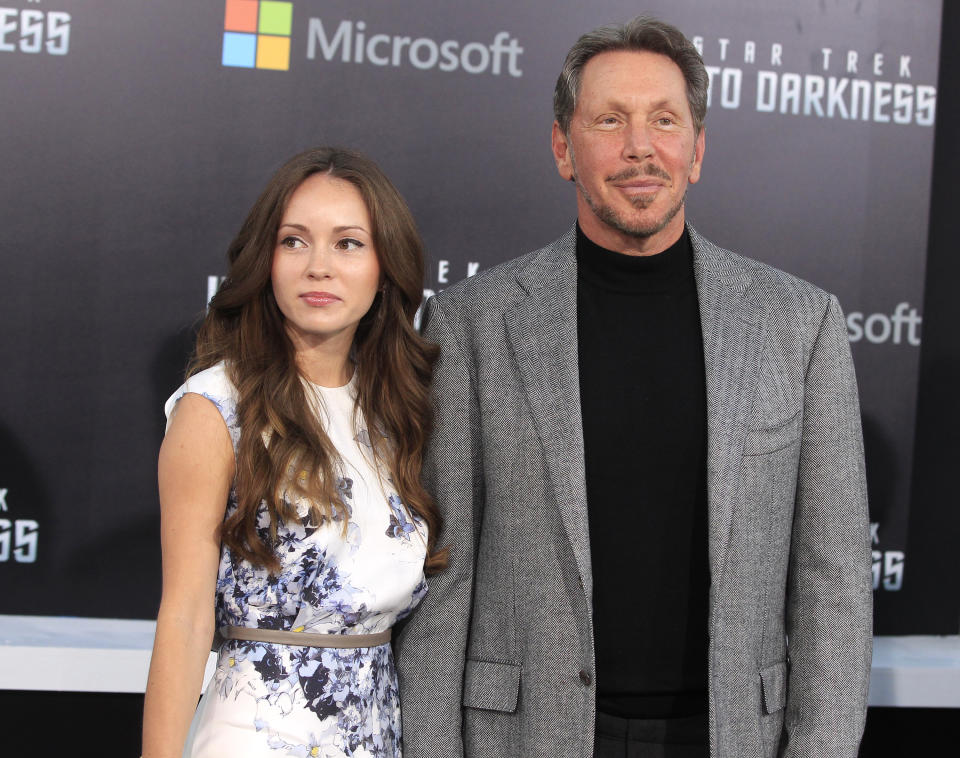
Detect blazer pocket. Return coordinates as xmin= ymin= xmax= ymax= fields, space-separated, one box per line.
xmin=462 ymin=658 xmax=522 ymax=713
xmin=743 ymin=410 xmax=802 ymax=456
xmin=759 ymin=660 xmax=787 ymax=715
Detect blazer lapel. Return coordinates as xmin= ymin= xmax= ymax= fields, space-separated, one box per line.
xmin=503 ymin=228 xmax=593 ymax=601
xmin=691 ymin=227 xmax=769 ymax=583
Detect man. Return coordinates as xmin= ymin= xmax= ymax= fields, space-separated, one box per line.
xmin=396 ymin=16 xmax=872 ymax=758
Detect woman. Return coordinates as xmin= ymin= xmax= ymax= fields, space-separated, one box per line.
xmin=142 ymin=148 xmax=444 ymax=758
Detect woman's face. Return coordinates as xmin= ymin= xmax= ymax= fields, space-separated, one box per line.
xmin=271 ymin=173 xmax=381 ymax=355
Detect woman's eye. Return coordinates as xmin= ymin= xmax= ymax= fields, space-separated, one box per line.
xmin=336 ymin=238 xmax=364 ymax=251
xmin=279 ymin=236 xmax=305 ymax=249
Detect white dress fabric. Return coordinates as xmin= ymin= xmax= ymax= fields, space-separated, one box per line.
xmin=164 ymin=363 xmax=428 ymax=758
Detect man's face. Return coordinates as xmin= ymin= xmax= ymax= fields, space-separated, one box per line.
xmin=552 ymin=50 xmax=705 ymax=255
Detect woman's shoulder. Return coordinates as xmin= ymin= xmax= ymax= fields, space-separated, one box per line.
xmin=163 ymin=362 xmax=240 ymax=441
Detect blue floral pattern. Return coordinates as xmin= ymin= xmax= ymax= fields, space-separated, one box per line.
xmin=385 ymin=495 xmax=419 ymax=542
xmin=165 ymin=364 xmax=428 ymax=757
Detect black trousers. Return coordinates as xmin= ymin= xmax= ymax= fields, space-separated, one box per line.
xmin=593 ymin=711 xmax=710 ymax=758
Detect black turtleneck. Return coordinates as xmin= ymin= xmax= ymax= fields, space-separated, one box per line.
xmin=576 ymin=223 xmax=709 ymax=724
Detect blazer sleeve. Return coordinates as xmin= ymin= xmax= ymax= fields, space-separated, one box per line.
xmin=396 ymin=295 xmax=482 ymax=758
xmin=781 ymin=294 xmax=873 ymax=756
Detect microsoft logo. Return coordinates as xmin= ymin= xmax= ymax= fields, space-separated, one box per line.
xmin=222 ymin=1 xmax=293 ymax=71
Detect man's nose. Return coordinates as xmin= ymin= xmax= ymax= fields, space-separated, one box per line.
xmin=621 ymin=121 xmax=655 ymax=161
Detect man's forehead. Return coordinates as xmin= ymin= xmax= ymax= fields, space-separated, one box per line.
xmin=579 ymin=51 xmax=686 ymax=96
xmin=580 ymin=93 xmax=679 ymax=114
xmin=584 ymin=48 xmax=682 ymax=74
xmin=576 ymin=52 xmax=689 ymax=116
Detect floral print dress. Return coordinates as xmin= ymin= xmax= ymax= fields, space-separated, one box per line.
xmin=164 ymin=363 xmax=428 ymax=758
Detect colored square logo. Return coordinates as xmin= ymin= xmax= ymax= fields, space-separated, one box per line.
xmin=259 ymin=2 xmax=293 ymax=36
xmin=222 ymin=1 xmax=293 ymax=71
xmin=224 ymin=0 xmax=259 ymax=33
xmin=256 ymin=34 xmax=291 ymax=71
xmin=222 ymin=31 xmax=257 ymax=68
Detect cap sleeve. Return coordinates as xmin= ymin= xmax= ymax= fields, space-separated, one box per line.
xmin=164 ymin=362 xmax=240 ymax=451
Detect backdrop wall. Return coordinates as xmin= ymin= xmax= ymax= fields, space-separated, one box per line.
xmin=0 ymin=0 xmax=950 ymax=634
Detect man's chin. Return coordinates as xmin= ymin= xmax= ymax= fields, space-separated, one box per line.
xmin=598 ymin=209 xmax=673 ymax=240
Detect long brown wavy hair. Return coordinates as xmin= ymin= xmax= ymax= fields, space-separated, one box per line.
xmin=190 ymin=147 xmax=445 ymax=574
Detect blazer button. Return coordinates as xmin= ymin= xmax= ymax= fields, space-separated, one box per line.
xmin=579 ymin=670 xmax=592 ymax=686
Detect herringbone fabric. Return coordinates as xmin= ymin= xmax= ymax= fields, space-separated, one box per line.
xmin=395 ymin=226 xmax=872 ymax=758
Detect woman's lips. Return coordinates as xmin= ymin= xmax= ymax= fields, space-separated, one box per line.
xmin=300 ymin=292 xmax=341 ymax=306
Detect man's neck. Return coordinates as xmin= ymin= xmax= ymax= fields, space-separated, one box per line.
xmin=577 ymin=212 xmax=686 ymax=257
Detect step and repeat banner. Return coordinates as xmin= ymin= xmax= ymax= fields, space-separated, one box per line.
xmin=0 ymin=1 xmax=948 ymax=634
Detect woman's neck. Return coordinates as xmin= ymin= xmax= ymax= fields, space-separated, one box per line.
xmin=288 ymin=329 xmax=355 ymax=388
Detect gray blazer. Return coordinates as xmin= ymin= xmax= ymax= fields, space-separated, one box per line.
xmin=396 ymin=226 xmax=872 ymax=758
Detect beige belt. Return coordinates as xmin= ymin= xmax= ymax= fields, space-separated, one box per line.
xmin=218 ymin=625 xmax=391 ymax=649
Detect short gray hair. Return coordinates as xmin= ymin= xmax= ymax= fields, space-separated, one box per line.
xmin=553 ymin=16 xmax=708 ymax=136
